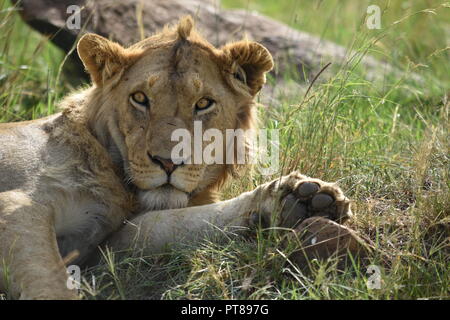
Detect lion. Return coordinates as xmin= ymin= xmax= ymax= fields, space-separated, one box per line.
xmin=0 ymin=16 xmax=351 ymax=299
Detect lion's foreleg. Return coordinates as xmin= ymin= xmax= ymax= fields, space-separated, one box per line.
xmin=0 ymin=191 xmax=77 ymax=300
xmin=106 ymin=190 xmax=257 ymax=255
xmin=106 ymin=172 xmax=353 ymax=257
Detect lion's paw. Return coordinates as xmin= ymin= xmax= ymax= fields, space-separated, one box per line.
xmin=250 ymin=172 xmax=352 ymax=229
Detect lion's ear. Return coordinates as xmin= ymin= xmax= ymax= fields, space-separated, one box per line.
xmin=221 ymin=41 xmax=274 ymax=95
xmin=77 ymin=33 xmax=138 ymax=86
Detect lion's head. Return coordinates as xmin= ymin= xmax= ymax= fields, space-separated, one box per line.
xmin=76 ymin=16 xmax=273 ymax=211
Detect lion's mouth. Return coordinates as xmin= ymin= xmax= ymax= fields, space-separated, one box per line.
xmin=137 ymin=181 xmax=190 ymax=195
xmin=136 ymin=184 xmax=190 ymax=211
xmin=139 ymin=182 xmax=175 ymax=191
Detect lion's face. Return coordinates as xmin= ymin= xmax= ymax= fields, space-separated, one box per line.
xmin=77 ymin=17 xmax=273 ymax=210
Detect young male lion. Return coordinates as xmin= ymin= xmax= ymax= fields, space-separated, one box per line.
xmin=0 ymin=17 xmax=351 ymax=299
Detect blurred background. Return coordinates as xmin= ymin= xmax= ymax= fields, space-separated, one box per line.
xmin=1 ymin=0 xmax=448 ymax=120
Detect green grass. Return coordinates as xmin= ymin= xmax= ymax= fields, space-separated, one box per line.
xmin=0 ymin=0 xmax=449 ymax=300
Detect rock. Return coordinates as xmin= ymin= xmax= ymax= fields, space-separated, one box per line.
xmin=11 ymin=0 xmax=399 ymax=89
xmin=284 ymin=217 xmax=374 ymax=270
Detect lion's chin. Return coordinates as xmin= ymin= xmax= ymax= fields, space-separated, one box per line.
xmin=137 ymin=185 xmax=189 ymax=211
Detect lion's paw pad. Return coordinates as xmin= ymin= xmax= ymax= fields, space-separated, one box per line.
xmin=276 ymin=177 xmax=351 ymax=228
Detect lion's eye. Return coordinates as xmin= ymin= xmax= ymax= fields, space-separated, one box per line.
xmin=195 ymin=98 xmax=215 ymax=115
xmin=129 ymin=91 xmax=150 ymax=111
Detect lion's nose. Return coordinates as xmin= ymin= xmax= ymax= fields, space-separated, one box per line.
xmin=149 ymin=154 xmax=179 ymax=175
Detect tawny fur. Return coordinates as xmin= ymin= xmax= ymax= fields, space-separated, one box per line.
xmin=0 ymin=16 xmax=351 ymax=300
xmin=0 ymin=16 xmax=273 ymax=299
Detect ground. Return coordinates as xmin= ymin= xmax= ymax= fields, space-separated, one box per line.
xmin=0 ymin=0 xmax=448 ymax=299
